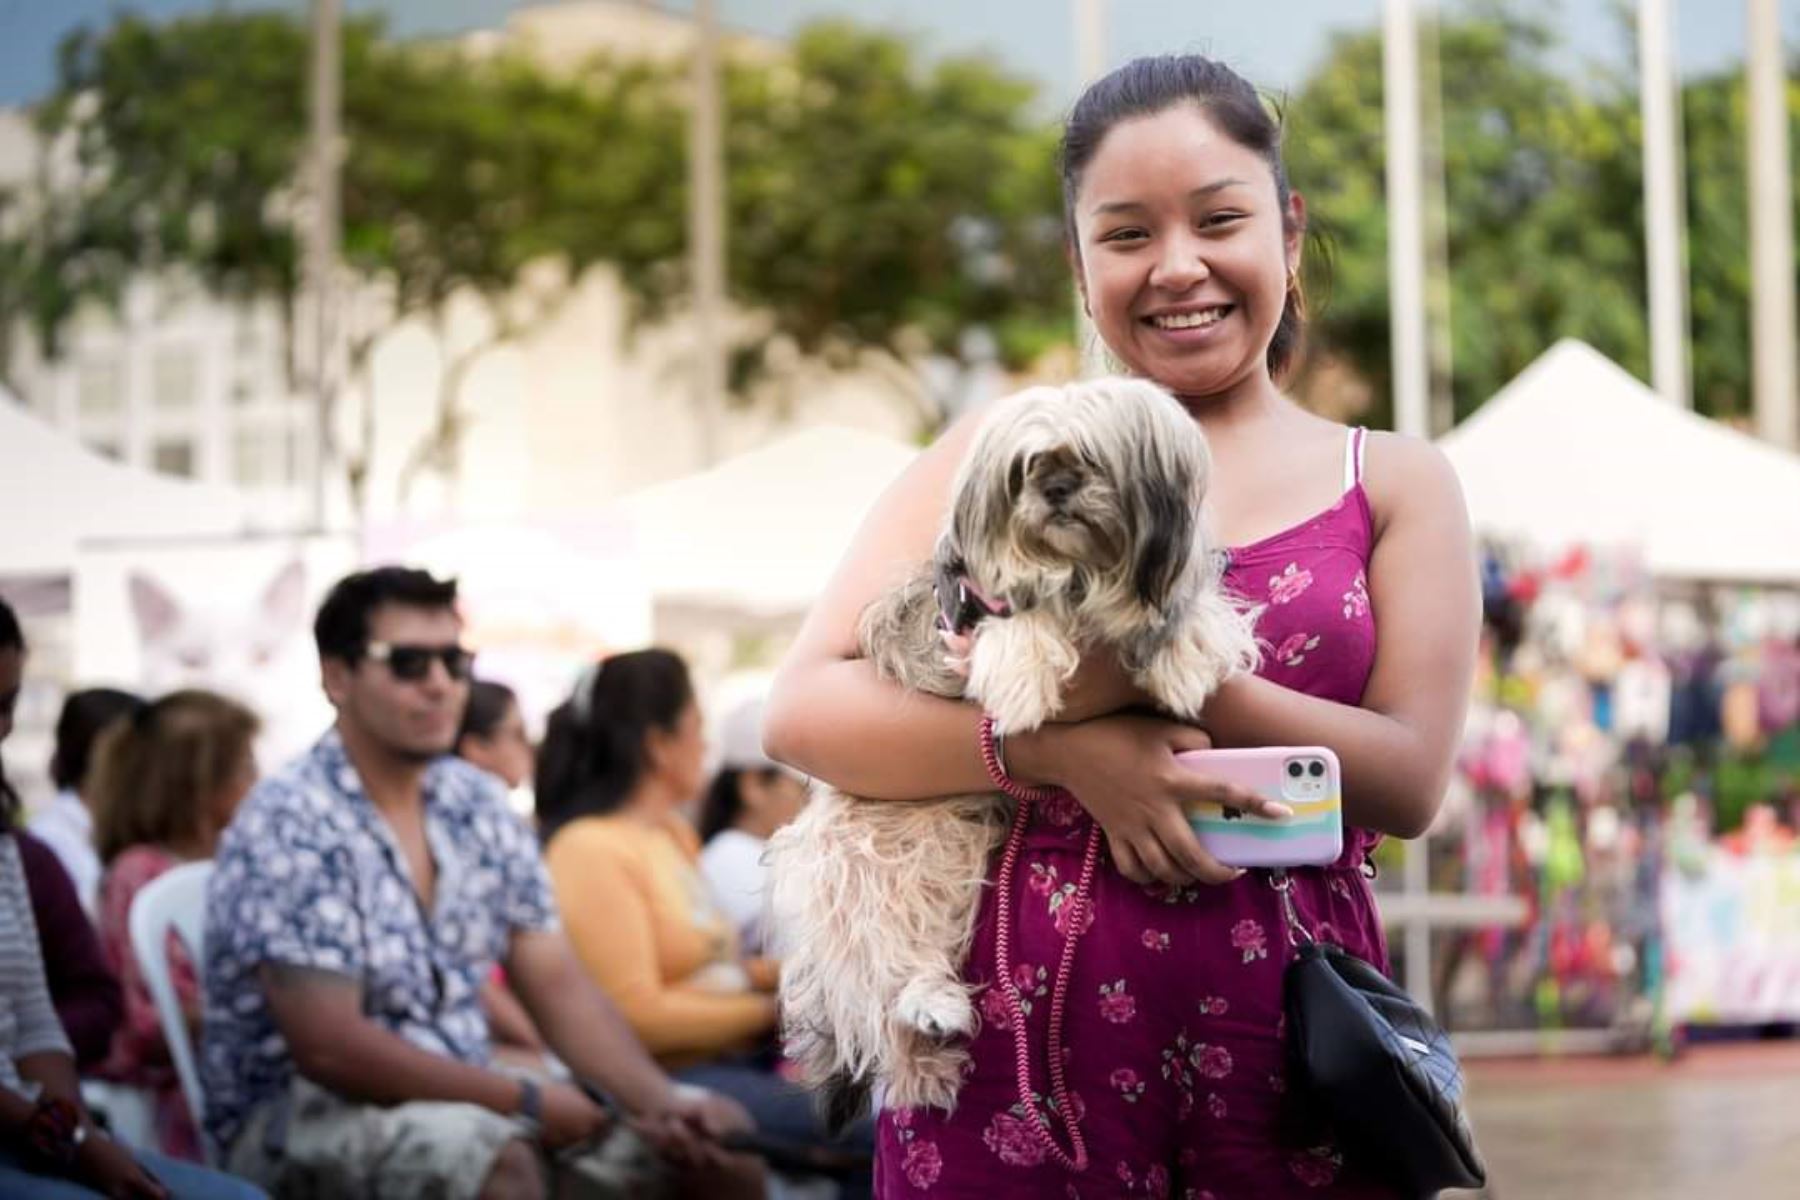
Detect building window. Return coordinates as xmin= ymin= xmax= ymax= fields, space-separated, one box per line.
xmin=152 ymin=438 xmax=196 ymax=479
xmin=233 ymin=425 xmax=292 ymax=488
xmin=153 ymin=347 xmax=199 ymax=411
xmin=76 ymin=358 xmax=125 ymax=419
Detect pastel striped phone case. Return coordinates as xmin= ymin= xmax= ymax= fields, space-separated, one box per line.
xmin=1176 ymin=746 xmax=1344 ymax=868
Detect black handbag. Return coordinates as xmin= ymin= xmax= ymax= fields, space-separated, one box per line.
xmin=1272 ymin=871 xmax=1488 ymax=1198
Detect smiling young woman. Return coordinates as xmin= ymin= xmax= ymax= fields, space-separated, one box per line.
xmin=765 ymin=53 xmax=1478 ymax=1197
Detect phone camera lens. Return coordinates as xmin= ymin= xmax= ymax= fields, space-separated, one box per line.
xmin=1308 ymin=761 xmax=1325 ymax=778
xmin=1286 ymin=761 xmax=1304 ymax=778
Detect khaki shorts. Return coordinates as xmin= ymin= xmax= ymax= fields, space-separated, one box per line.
xmin=224 ymin=1076 xmax=672 ymax=1200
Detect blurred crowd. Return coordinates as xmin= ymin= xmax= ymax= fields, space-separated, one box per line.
xmin=0 ymin=571 xmax=855 ymax=1200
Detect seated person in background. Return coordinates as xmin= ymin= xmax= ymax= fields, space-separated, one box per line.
xmin=539 ymin=651 xmax=871 ymax=1200
xmin=90 ymin=689 xmax=260 ymax=1162
xmin=697 ymin=697 xmax=810 ymax=959
xmin=1 ymin=609 xmax=123 ymax=1075
xmin=0 ymin=596 xmax=261 ymax=1199
xmin=202 ymin=568 xmax=761 ymax=1200
xmin=455 ymin=679 xmax=550 ymax=1070
xmin=15 ymin=831 xmax=122 ymax=1074
xmin=30 ymin=687 xmax=144 ymax=916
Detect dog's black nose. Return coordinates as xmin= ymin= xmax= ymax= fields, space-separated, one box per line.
xmin=1040 ymin=469 xmax=1081 ymax=506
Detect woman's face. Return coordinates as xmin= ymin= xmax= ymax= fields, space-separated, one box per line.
xmin=461 ymin=699 xmax=535 ymax=790
xmin=1071 ymin=103 xmax=1301 ymax=401
xmin=650 ymin=701 xmax=708 ymax=805
xmin=0 ymin=647 xmax=22 ymax=745
xmin=740 ymin=769 xmax=809 ymax=838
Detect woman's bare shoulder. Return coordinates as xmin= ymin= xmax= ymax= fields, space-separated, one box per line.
xmin=1360 ymin=430 xmax=1467 ymax=539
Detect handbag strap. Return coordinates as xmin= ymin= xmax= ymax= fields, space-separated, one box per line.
xmin=1267 ymin=868 xmax=1318 ymax=948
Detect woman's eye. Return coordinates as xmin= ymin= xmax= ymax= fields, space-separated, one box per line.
xmin=1203 ymin=211 xmax=1246 ymax=228
xmin=1100 ymin=227 xmax=1147 ymax=244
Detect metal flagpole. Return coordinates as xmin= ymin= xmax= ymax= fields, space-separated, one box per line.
xmin=1640 ymin=0 xmax=1692 ymax=408
xmin=306 ymin=0 xmax=342 ymax=531
xmin=691 ymin=0 xmax=727 ymax=464
xmin=1747 ymin=0 xmax=1797 ymax=448
xmin=1073 ymin=0 xmax=1107 ymax=379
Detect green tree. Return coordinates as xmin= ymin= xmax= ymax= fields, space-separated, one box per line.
xmin=1288 ymin=9 xmax=1651 ymax=425
xmin=722 ymin=23 xmax=1069 ymax=429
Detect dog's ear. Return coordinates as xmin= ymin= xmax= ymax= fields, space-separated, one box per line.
xmin=1132 ymin=453 xmax=1197 ymax=612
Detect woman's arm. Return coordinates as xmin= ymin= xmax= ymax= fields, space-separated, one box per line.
xmin=764 ymin=410 xmax=997 ymax=798
xmin=1202 ymin=435 xmax=1480 ymax=838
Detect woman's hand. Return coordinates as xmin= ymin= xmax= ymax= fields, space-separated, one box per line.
xmin=1012 ymin=714 xmax=1290 ymax=888
xmin=76 ymin=1130 xmax=169 ymax=1199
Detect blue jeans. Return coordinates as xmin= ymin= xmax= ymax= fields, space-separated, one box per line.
xmin=0 ymin=1144 xmax=267 ymax=1199
xmin=675 ymin=1059 xmax=875 ymax=1200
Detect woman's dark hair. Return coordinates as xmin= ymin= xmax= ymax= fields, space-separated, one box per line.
xmin=51 ymin=687 xmax=145 ymax=792
xmin=535 ymin=649 xmax=694 ymax=838
xmin=456 ymin=680 xmax=518 ymax=748
xmin=699 ymin=768 xmax=757 ymax=844
xmin=1059 ymin=54 xmax=1306 ymax=379
xmin=0 ymin=596 xmax=22 ymax=826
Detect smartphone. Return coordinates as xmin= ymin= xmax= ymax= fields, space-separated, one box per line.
xmin=1174 ymin=746 xmax=1343 ymax=868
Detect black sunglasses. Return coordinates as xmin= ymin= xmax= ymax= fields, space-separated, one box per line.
xmin=363 ymin=641 xmax=474 ymax=683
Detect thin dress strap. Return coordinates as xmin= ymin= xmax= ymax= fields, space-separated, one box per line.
xmin=1341 ymin=426 xmax=1367 ymax=494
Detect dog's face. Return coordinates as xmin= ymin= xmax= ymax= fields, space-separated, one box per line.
xmin=948 ymin=378 xmax=1210 ymax=612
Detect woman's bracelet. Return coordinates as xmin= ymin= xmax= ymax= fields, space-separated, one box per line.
xmin=978 ymin=714 xmax=1059 ymax=803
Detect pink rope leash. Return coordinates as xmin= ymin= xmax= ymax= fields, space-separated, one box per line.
xmin=979 ymin=716 xmax=1094 ymax=1174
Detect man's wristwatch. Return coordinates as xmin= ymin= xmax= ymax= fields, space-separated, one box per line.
xmin=515 ymin=1077 xmax=543 ymax=1134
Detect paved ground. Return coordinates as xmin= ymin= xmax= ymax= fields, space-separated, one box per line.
xmin=1446 ymin=1041 xmax=1800 ymax=1199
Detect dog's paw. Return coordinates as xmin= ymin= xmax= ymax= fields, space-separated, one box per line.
xmin=1137 ymin=640 xmax=1228 ymax=719
xmin=896 ymin=977 xmax=976 ymax=1041
xmin=887 ymin=1041 xmax=971 ymax=1113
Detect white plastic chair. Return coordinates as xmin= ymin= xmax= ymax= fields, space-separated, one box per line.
xmin=127 ymin=859 xmax=214 ymax=1163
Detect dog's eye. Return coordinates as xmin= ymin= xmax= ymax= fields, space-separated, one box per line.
xmin=1007 ymin=456 xmax=1025 ymax=498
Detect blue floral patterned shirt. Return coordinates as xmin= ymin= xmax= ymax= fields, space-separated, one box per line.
xmin=199 ymin=729 xmax=557 ymax=1153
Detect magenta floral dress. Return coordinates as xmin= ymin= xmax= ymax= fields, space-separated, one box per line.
xmin=875 ymin=429 xmax=1398 ymax=1199
xmin=94 ymin=844 xmax=205 ymax=1162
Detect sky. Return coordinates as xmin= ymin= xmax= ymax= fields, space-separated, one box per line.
xmin=0 ymin=0 xmax=1793 ymax=109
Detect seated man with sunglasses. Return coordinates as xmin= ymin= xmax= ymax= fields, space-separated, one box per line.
xmin=201 ymin=567 xmax=764 ymax=1199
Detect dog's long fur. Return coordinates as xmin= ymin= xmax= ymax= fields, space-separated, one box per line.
xmin=765 ymin=378 xmax=1260 ymax=1126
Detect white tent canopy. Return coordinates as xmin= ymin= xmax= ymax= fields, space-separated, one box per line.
xmin=1439 ymin=340 xmax=1800 ymax=584
xmin=613 ymin=425 xmax=919 ymax=619
xmin=0 ymin=392 xmax=250 ymax=575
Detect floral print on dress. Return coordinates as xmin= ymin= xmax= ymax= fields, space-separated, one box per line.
xmin=1110 ymin=1067 xmax=1147 ymax=1104
xmin=1231 ymin=918 xmax=1269 ymax=963
xmin=1342 ymin=569 xmax=1370 ymax=620
xmin=1007 ymin=962 xmax=1049 ymax=1018
xmin=1275 ymin=631 xmax=1322 ymax=667
xmin=1141 ymin=928 xmax=1171 ymax=953
xmin=1038 ymin=790 xmax=1084 ymax=827
xmin=1198 ymin=995 xmax=1229 ymax=1016
xmin=1205 ymin=1092 xmax=1228 ymax=1119
xmin=1051 ymin=883 xmax=1096 ymax=937
xmin=1288 ymin=1144 xmax=1345 ymax=1188
xmin=1268 ymin=562 xmax=1315 ymax=605
xmin=1193 ymin=1043 xmax=1233 ymax=1080
xmin=982 ymin=1108 xmax=1047 ymax=1168
xmin=979 ymin=982 xmax=1014 ymax=1031
xmin=1099 ymin=979 xmax=1137 ymax=1024
xmin=1115 ymin=1159 xmax=1172 ymax=1197
xmin=890 ymin=1106 xmax=943 ymax=1191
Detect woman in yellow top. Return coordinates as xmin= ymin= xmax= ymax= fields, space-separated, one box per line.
xmin=538 ymin=650 xmax=871 ymax=1197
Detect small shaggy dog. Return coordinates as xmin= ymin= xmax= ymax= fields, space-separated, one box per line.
xmin=765 ymin=377 xmax=1259 ymax=1128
